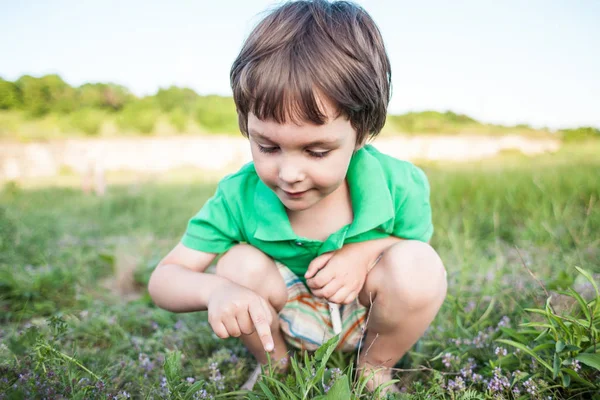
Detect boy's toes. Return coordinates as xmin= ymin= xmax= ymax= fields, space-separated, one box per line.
xmin=240 ymin=364 xmax=262 ymax=391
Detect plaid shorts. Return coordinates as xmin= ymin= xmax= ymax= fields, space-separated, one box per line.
xmin=276 ymin=262 xmax=368 ymax=352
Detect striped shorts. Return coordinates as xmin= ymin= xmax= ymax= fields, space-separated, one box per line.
xmin=276 ymin=262 xmax=368 ymax=352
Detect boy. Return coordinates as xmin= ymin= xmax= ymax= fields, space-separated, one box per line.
xmin=148 ymin=0 xmax=447 ymax=393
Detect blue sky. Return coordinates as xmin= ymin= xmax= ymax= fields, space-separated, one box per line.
xmin=1 ymin=0 xmax=599 ymax=129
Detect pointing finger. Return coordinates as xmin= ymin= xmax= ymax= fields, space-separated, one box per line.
xmin=249 ymin=300 xmax=274 ymax=352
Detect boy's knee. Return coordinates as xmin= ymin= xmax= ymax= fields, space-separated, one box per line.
xmin=368 ymin=240 xmax=447 ymax=310
xmin=216 ymin=244 xmax=287 ymax=310
xmin=216 ymin=244 xmax=273 ymax=279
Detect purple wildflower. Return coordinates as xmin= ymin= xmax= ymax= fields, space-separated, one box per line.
xmin=487 ymin=367 xmax=510 ymax=393
xmin=497 ymin=316 xmax=510 ymax=328
xmin=447 ymin=376 xmax=466 ymax=392
xmin=187 ymin=377 xmax=195 ymax=383
xmin=464 ymin=301 xmax=476 ymax=313
xmin=193 ymin=389 xmax=213 ymax=400
xmin=138 ymin=353 xmax=155 ymax=372
xmin=209 ymin=362 xmax=225 ymax=391
xmin=174 ymin=320 xmax=185 ymax=330
xmin=494 ymin=347 xmax=507 ymax=357
xmin=523 ymin=378 xmax=538 ymax=396
xmin=442 ymin=353 xmax=460 ymax=369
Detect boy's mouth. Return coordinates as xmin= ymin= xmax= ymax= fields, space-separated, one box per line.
xmin=282 ymin=189 xmax=309 ymax=199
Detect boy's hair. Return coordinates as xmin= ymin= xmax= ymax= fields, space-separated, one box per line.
xmin=230 ymin=0 xmax=391 ymax=145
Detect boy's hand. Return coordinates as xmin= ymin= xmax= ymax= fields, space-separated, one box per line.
xmin=304 ymin=243 xmax=371 ymax=304
xmin=207 ymin=281 xmax=275 ymax=353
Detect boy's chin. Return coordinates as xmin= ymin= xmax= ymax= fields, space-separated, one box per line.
xmin=279 ymin=196 xmax=319 ymax=213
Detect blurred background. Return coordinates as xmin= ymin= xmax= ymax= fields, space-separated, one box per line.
xmin=1 ymin=0 xmax=599 ymax=183
xmin=1 ymin=2 xmax=599 ymax=398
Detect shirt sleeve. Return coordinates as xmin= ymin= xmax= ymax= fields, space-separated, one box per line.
xmin=392 ymin=165 xmax=434 ymax=242
xmin=181 ymin=183 xmax=243 ymax=254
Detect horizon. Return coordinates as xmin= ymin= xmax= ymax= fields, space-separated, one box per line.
xmin=1 ymin=0 xmax=599 ymax=130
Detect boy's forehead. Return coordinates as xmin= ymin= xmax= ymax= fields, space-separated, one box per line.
xmin=248 ymin=112 xmax=349 ymax=144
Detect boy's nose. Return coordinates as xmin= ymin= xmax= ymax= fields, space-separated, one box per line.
xmin=278 ymin=160 xmax=305 ymax=184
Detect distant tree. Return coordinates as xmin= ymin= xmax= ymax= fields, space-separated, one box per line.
xmin=116 ymin=97 xmax=159 ymax=134
xmin=195 ymin=95 xmax=239 ymax=134
xmin=15 ymin=75 xmax=51 ymax=117
xmin=156 ymin=86 xmax=198 ymax=113
xmin=78 ymin=83 xmax=131 ymax=111
xmin=0 ymin=78 xmax=22 ymax=109
xmin=560 ymin=126 xmax=600 ymax=141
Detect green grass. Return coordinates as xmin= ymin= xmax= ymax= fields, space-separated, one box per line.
xmin=0 ymin=143 xmax=599 ymax=399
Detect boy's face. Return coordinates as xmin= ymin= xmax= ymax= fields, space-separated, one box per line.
xmin=248 ymin=100 xmax=362 ymax=213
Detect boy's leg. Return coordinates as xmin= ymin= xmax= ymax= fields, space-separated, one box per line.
xmin=215 ymin=244 xmax=290 ymax=367
xmin=356 ymin=240 xmax=447 ymax=392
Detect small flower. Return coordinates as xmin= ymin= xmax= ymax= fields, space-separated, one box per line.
xmin=494 ymin=347 xmax=507 ymax=357
xmin=174 ymin=320 xmax=185 ymax=330
xmin=187 ymin=377 xmax=195 ymax=383
xmin=442 ymin=353 xmax=459 ymax=369
xmin=571 ymin=359 xmax=581 ymax=372
xmin=523 ymin=378 xmax=538 ymax=396
xmin=209 ymin=362 xmax=225 ymax=391
xmin=193 ymin=389 xmax=213 ymax=399
xmin=497 ymin=316 xmax=510 ymax=328
xmin=447 ymin=376 xmax=466 ymax=392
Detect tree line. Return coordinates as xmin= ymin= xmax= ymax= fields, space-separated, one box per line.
xmin=0 ymin=74 xmax=597 ymax=140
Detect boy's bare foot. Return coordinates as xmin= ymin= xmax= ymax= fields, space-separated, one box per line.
xmin=240 ymin=356 xmax=290 ymax=391
xmin=241 ymin=364 xmax=262 ymax=391
xmin=357 ymin=363 xmax=401 ymax=396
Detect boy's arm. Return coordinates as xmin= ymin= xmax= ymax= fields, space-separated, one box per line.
xmin=148 ymin=243 xmax=231 ymax=313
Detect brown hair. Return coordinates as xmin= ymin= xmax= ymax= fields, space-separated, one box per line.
xmin=230 ymin=0 xmax=391 ymax=144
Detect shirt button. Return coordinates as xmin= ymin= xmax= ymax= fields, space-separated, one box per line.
xmin=295 ymin=241 xmax=303 ymax=246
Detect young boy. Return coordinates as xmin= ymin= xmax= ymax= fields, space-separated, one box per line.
xmin=148 ymin=0 xmax=447 ymax=393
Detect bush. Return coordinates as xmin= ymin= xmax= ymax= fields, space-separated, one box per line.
xmin=560 ymin=127 xmax=600 ymax=142
xmin=68 ymin=108 xmax=107 ymax=136
xmin=194 ymin=95 xmax=239 ymax=134
xmin=168 ymin=108 xmax=188 ymax=132
xmin=116 ymin=99 xmax=159 ymax=134
xmin=0 ymin=79 xmax=22 ymax=109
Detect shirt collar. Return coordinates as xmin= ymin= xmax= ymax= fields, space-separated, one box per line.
xmin=253 ymin=145 xmax=395 ymax=242
xmin=346 ymin=145 xmax=395 ymax=237
xmin=253 ymin=178 xmax=297 ymax=241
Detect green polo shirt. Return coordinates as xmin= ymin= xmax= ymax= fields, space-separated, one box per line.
xmin=182 ymin=145 xmax=433 ymax=284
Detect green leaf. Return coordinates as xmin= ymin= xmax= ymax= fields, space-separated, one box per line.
xmin=564 ymin=345 xmax=581 ymax=352
xmin=566 ymin=287 xmax=591 ymax=320
xmin=184 ymin=382 xmax=206 ymax=400
xmin=561 ymin=372 xmax=571 ymax=387
xmin=524 ymin=308 xmax=548 ymax=316
xmin=257 ymin=381 xmax=277 ymax=400
xmin=562 ymin=368 xmax=597 ymax=388
xmin=322 ymin=375 xmax=351 ymax=400
xmin=575 ymin=353 xmax=600 ymax=371
xmin=553 ymin=352 xmax=560 ymax=379
xmin=261 ymin=375 xmax=301 ymax=399
xmin=315 ymin=334 xmax=341 ymax=367
xmin=556 ymin=340 xmax=565 ymax=352
xmin=495 ymin=339 xmax=554 ymax=373
xmin=575 ymin=267 xmax=599 ymax=297
xmin=499 ymin=327 xmax=529 ymax=343
xmin=164 ymin=350 xmax=183 ymax=394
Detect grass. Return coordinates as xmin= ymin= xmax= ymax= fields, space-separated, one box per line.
xmin=0 ymin=142 xmax=599 ymax=399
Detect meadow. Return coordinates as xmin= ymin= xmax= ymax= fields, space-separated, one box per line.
xmin=0 ymin=142 xmax=599 ymax=399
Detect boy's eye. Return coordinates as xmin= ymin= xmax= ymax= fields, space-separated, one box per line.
xmin=307 ymin=150 xmax=330 ymax=159
xmin=257 ymin=145 xmax=279 ymax=154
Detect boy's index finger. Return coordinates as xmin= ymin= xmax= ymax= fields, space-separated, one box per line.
xmin=305 ymin=252 xmax=335 ymax=279
xmin=249 ymin=300 xmax=274 ymax=352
